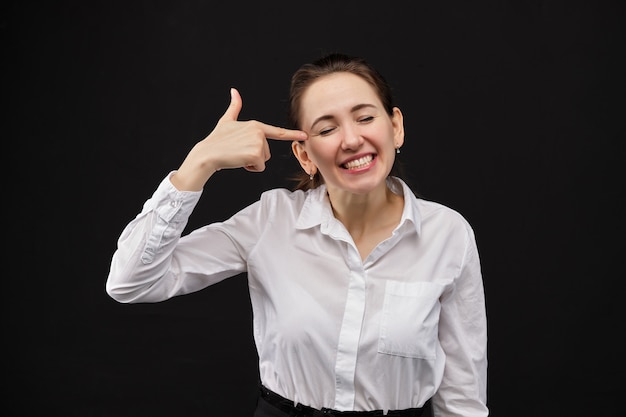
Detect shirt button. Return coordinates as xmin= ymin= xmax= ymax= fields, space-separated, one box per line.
xmin=170 ymin=200 xmax=178 ymax=207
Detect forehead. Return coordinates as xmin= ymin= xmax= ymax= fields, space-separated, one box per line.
xmin=300 ymin=72 xmax=381 ymax=116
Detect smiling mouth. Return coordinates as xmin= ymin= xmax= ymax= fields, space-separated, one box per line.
xmin=342 ymin=154 xmax=375 ymax=170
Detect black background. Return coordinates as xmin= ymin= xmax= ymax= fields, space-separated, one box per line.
xmin=3 ymin=1 xmax=624 ymax=416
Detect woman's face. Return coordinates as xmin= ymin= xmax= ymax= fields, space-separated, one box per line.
xmin=293 ymin=72 xmax=404 ymax=196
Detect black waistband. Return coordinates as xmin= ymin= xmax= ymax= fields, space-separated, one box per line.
xmin=259 ymin=385 xmax=430 ymax=417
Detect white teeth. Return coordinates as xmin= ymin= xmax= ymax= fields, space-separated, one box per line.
xmin=343 ymin=155 xmax=373 ymax=169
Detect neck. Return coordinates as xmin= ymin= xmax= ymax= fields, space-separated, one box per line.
xmin=328 ymin=182 xmax=403 ymax=238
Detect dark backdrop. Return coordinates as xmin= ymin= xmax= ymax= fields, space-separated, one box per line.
xmin=3 ymin=1 xmax=624 ymax=416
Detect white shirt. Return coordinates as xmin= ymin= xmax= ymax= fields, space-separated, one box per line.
xmin=107 ymin=173 xmax=488 ymax=416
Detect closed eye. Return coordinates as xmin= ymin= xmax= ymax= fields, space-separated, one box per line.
xmin=318 ymin=126 xmax=337 ymax=136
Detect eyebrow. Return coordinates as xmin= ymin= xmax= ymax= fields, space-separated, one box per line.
xmin=309 ymin=103 xmax=378 ymax=131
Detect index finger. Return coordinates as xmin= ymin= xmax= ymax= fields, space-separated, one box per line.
xmin=261 ymin=123 xmax=308 ymax=141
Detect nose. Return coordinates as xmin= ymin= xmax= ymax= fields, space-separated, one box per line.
xmin=340 ymin=123 xmax=363 ymax=151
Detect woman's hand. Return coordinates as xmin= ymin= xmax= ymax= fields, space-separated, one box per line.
xmin=171 ymin=88 xmax=308 ymax=191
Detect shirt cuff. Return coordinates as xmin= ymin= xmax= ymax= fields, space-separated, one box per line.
xmin=142 ymin=171 xmax=203 ymax=224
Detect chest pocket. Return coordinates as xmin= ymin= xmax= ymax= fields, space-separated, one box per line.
xmin=378 ymin=280 xmax=444 ymax=360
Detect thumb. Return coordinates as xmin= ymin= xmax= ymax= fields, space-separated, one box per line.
xmin=218 ymin=87 xmax=242 ymax=123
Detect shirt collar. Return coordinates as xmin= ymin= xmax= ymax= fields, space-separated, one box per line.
xmin=295 ymin=177 xmax=422 ymax=237
xmin=295 ymin=184 xmax=332 ymax=231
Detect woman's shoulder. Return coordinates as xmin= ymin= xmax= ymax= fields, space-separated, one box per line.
xmin=259 ymin=187 xmax=310 ymax=203
xmin=255 ymin=187 xmax=314 ymax=214
xmin=414 ymin=196 xmax=475 ymax=233
xmin=391 ymin=177 xmax=474 ymax=234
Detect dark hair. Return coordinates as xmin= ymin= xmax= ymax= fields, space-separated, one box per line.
xmin=287 ymin=53 xmax=406 ymax=191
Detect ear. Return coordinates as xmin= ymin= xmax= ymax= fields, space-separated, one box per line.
xmin=391 ymin=107 xmax=405 ymax=149
xmin=291 ymin=141 xmax=316 ymax=175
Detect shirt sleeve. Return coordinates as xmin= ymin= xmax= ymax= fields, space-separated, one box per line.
xmin=431 ymin=224 xmax=489 ymax=416
xmin=105 ymin=172 xmax=249 ymax=303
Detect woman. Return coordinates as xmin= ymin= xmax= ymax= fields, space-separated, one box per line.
xmin=107 ymin=53 xmax=489 ymax=416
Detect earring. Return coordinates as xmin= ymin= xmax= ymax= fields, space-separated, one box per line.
xmin=396 ymin=146 xmax=401 ymax=154
xmin=309 ymin=171 xmax=314 ymax=181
